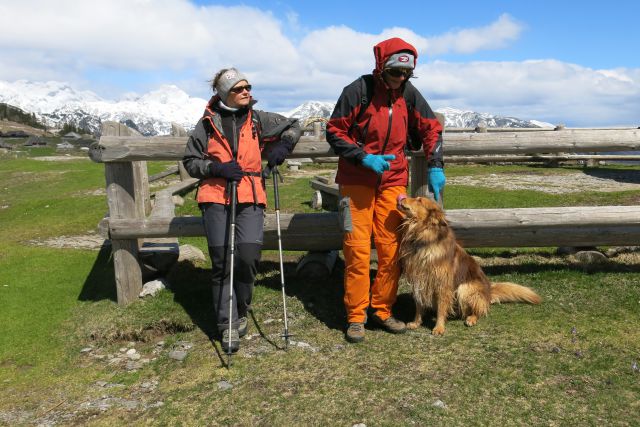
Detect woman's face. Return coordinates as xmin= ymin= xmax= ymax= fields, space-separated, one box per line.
xmin=226 ymin=80 xmax=252 ymax=108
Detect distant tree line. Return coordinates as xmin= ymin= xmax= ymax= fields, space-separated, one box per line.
xmin=59 ymin=122 xmax=90 ymax=135
xmin=0 ymin=103 xmax=46 ymax=130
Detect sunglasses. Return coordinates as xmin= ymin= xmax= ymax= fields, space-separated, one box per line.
xmin=384 ymin=68 xmax=412 ymax=78
xmin=230 ymin=84 xmax=252 ymax=94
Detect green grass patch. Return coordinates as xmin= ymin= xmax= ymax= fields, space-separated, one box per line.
xmin=1 ymin=154 xmax=639 ymax=425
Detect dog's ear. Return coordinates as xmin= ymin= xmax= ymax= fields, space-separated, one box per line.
xmin=434 ymin=209 xmax=448 ymax=227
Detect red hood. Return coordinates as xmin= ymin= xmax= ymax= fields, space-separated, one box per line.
xmin=373 ymin=37 xmax=418 ymax=75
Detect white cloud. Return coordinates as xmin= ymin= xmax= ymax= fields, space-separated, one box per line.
xmin=415 ymin=60 xmax=640 ymax=126
xmin=426 ymin=14 xmax=523 ymax=55
xmin=0 ymin=2 xmax=638 ymax=126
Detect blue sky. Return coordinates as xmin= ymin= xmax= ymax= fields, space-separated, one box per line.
xmin=1 ymin=0 xmax=639 ymax=126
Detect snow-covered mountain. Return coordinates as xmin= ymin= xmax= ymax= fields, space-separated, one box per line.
xmin=0 ymin=80 xmax=207 ymax=136
xmin=279 ymin=101 xmax=336 ymax=120
xmin=436 ymin=107 xmax=553 ymax=128
xmin=0 ymin=80 xmax=553 ymax=136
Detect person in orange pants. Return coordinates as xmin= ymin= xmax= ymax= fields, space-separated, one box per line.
xmin=342 ymin=185 xmax=405 ymax=326
xmin=326 ymin=37 xmax=445 ymax=342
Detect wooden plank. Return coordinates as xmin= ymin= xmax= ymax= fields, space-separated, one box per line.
xmin=140 ymin=191 xmax=179 ymax=276
xmin=148 ymin=165 xmax=179 ymax=182
xmin=105 ymin=162 xmax=143 ymax=304
xmin=133 ymin=161 xmax=150 ymax=217
xmin=310 ymin=179 xmax=339 ymax=196
xmin=89 ymin=128 xmax=640 ymax=163
xmin=151 ymin=177 xmax=199 ymax=198
xmin=103 ymin=205 xmax=640 ymax=249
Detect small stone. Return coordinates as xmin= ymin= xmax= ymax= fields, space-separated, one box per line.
xmin=168 ymin=350 xmax=188 ymax=361
xmin=126 ymin=348 xmax=137 ymax=355
xmin=126 ymin=361 xmax=143 ymax=371
xmin=119 ymin=347 xmax=127 ymax=353
xmin=178 ymin=244 xmax=206 ymax=263
xmin=176 ymin=341 xmax=193 ymax=350
xmin=80 ymin=347 xmax=93 ymax=353
xmin=139 ymin=279 xmax=167 ymax=298
xmin=352 ymin=424 xmax=367 ymax=427
xmin=122 ymin=399 xmax=139 ymax=410
xmin=432 ymin=399 xmax=447 ymax=409
xmin=156 ymin=341 xmax=165 ymax=347
xmin=127 ymin=353 xmax=141 ymax=361
xmin=217 ymin=380 xmax=233 ymax=391
xmin=575 ymin=250 xmax=608 ymax=265
xmin=96 ymin=381 xmax=108 ymax=387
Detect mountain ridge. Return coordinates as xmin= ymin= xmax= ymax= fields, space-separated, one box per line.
xmin=0 ymin=80 xmax=553 ymax=136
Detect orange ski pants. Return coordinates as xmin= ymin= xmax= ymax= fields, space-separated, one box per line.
xmin=340 ymin=184 xmax=405 ymax=323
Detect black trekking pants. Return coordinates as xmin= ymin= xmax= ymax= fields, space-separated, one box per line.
xmin=201 ymin=202 xmax=264 ymax=333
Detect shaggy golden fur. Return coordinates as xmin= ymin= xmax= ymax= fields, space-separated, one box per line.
xmin=397 ymin=196 xmax=541 ymax=335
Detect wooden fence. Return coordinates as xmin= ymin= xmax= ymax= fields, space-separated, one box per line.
xmin=90 ymin=123 xmax=640 ymax=304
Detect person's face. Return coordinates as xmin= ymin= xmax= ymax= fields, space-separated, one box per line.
xmin=226 ymin=80 xmax=252 ymax=107
xmin=382 ymin=68 xmax=412 ymax=90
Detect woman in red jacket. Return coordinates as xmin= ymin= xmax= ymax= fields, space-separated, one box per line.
xmin=183 ymin=68 xmax=300 ymax=352
xmin=326 ymin=38 xmax=445 ymax=343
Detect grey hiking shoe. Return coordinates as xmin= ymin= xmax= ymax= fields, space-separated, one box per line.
xmin=238 ymin=317 xmax=248 ymax=338
xmin=371 ymin=314 xmax=406 ymax=334
xmin=221 ymin=328 xmax=240 ymax=353
xmin=346 ymin=322 xmax=365 ymax=343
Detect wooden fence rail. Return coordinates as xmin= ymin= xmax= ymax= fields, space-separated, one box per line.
xmin=91 ymin=125 xmax=640 ymax=304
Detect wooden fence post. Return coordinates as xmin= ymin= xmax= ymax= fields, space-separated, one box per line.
xmin=101 ymin=121 xmax=145 ymax=304
xmin=411 ymin=112 xmax=445 ymax=197
xmin=171 ymin=122 xmax=190 ymax=181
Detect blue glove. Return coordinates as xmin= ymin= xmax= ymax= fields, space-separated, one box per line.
xmin=428 ymin=167 xmax=446 ymax=201
xmin=361 ymin=154 xmax=395 ymax=175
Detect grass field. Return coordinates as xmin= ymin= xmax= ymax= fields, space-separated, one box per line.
xmin=1 ymin=149 xmax=639 ymax=426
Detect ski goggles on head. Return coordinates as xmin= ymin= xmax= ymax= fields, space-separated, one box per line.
xmin=230 ymin=84 xmax=252 ymax=94
xmin=384 ymin=68 xmax=412 ymax=78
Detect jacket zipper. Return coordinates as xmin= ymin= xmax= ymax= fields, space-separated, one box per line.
xmin=377 ymin=94 xmax=394 ymax=186
xmin=231 ymin=114 xmax=238 ymax=158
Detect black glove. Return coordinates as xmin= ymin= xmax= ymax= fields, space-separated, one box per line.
xmin=267 ymin=141 xmax=292 ymax=168
xmin=209 ymin=160 xmax=244 ymax=182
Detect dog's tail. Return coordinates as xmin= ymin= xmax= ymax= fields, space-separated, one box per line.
xmin=490 ymin=282 xmax=541 ymax=305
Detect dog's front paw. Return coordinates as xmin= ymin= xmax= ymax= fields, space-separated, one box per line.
xmin=432 ymin=325 xmax=446 ymax=335
xmin=465 ymin=315 xmax=478 ymax=327
xmin=406 ymin=322 xmax=420 ymax=330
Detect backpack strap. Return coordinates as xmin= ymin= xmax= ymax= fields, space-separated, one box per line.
xmin=250 ymin=110 xmax=264 ymax=149
xmin=355 ymin=74 xmax=374 ymax=124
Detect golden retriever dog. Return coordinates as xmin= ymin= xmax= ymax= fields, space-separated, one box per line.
xmin=397 ymin=195 xmax=541 ymax=335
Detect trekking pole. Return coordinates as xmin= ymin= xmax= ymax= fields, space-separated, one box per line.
xmin=226 ymin=181 xmax=238 ymax=367
xmin=263 ymin=164 xmax=292 ymax=348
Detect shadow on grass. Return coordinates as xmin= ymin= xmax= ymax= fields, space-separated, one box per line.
xmin=255 ymin=258 xmax=347 ymax=332
xmin=483 ymin=260 xmax=640 ymax=276
xmin=255 ymin=258 xmax=430 ymax=332
xmin=78 ymin=243 xmax=117 ymax=302
xmin=581 ymin=166 xmax=640 ymax=184
xmin=166 ymin=261 xmax=217 ymax=340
